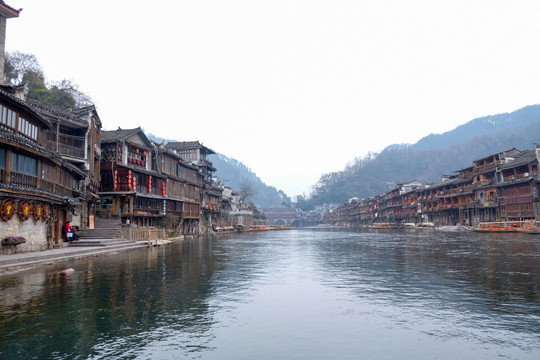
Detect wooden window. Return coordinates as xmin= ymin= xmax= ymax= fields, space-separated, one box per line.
xmin=0 ymin=105 xmax=16 ymax=133
xmin=0 ymin=148 xmax=5 ymax=169
xmin=17 ymin=116 xmax=38 ymax=142
xmin=11 ymin=152 xmax=37 ymax=176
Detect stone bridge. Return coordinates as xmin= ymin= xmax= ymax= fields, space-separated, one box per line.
xmin=264 ymin=207 xmax=302 ymax=227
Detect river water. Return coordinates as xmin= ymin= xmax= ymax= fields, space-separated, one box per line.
xmin=1 ymin=227 xmax=539 ymax=359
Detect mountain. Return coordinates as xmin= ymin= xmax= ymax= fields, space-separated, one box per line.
xmin=299 ymin=104 xmax=540 ymax=210
xmin=412 ymin=105 xmax=540 ymax=151
xmin=209 ymin=153 xmax=290 ymax=209
xmin=144 ymin=132 xmax=290 ymax=209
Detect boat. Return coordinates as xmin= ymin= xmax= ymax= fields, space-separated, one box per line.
xmin=468 ymin=221 xmax=521 ymax=233
xmin=368 ymin=222 xmax=401 ymax=229
xmin=416 ymin=222 xmax=436 ymax=229
xmin=513 ymin=221 xmax=540 ymax=234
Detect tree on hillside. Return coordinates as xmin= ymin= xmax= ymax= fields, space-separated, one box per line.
xmin=4 ymin=51 xmax=92 ymax=107
xmin=4 ymin=51 xmax=43 ymax=85
xmin=238 ymin=184 xmax=254 ymax=208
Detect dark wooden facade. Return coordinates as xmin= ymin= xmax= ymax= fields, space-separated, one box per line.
xmin=0 ymin=86 xmax=86 ymax=252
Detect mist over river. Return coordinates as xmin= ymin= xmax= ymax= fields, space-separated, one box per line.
xmin=1 ymin=227 xmax=539 ymax=359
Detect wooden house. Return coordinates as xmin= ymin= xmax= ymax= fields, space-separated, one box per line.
xmin=0 ymin=86 xmax=86 ymax=253
xmin=98 ymin=127 xmax=166 ymax=227
xmin=153 ymin=144 xmax=202 ymax=235
xmin=165 ymin=141 xmax=222 ymax=228
xmin=26 ymin=97 xmax=102 ymax=229
xmin=469 ymin=149 xmax=520 ymax=223
xmin=497 ymin=149 xmax=540 ymax=221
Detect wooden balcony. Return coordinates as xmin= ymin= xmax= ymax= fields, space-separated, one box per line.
xmin=11 ymin=172 xmax=37 ymax=188
xmin=46 ymin=132 xmax=85 ymax=159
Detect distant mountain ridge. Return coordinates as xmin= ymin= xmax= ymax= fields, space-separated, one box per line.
xmin=209 ymin=154 xmax=290 ymax=209
xmin=411 ymin=105 xmax=540 ymax=151
xmin=299 ymin=104 xmax=540 ymax=209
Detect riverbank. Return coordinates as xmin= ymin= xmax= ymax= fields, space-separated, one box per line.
xmin=0 ymin=238 xmax=183 ymax=275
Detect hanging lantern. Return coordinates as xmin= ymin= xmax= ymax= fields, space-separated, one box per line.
xmin=136 ymin=148 xmax=139 ymax=153
xmin=162 ymin=182 xmax=166 ymax=197
xmin=128 ymin=170 xmax=132 ymax=190
xmin=148 ymin=176 xmax=152 ymax=193
xmin=114 ymin=170 xmax=118 ymax=191
xmin=133 ymin=176 xmax=137 ymax=191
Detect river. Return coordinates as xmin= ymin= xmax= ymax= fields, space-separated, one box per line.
xmin=1 ymin=227 xmax=539 ymax=359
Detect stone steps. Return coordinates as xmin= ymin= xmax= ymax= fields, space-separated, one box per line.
xmin=68 ymin=238 xmax=136 ymax=247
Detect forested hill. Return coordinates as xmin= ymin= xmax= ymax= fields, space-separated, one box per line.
xmin=298 ymin=104 xmax=540 ymax=210
xmin=209 ymin=154 xmax=290 ymax=209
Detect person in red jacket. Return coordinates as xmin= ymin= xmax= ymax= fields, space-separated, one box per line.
xmin=64 ymin=221 xmax=72 ymax=242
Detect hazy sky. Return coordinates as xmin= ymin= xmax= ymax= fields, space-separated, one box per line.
xmin=6 ymin=0 xmax=540 ymax=196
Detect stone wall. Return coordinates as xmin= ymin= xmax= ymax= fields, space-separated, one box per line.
xmin=0 ymin=217 xmax=49 ymax=254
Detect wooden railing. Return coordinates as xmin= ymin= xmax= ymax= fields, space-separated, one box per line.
xmin=46 ymin=132 xmax=85 ymax=159
xmin=121 ymin=227 xmax=166 ymax=240
xmin=11 ymin=172 xmax=37 ymax=188
xmin=40 ymin=179 xmax=54 ymax=193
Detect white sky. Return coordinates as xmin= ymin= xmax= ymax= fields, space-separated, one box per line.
xmin=5 ymin=0 xmax=540 ymax=197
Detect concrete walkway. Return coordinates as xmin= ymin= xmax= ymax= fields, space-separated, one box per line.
xmin=0 ymin=242 xmax=149 ymax=275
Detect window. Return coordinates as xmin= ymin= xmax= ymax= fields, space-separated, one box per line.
xmin=17 ymin=117 xmax=38 ymax=142
xmin=0 ymin=105 xmax=38 ymax=142
xmin=0 ymin=148 xmax=5 ymax=169
xmin=11 ymin=152 xmax=37 ymax=176
xmin=0 ymin=105 xmax=16 ymax=132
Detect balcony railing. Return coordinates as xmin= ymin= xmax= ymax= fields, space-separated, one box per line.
xmin=46 ymin=132 xmax=85 ymax=159
xmin=40 ymin=179 xmax=54 ymax=193
xmin=181 ymin=209 xmax=200 ymax=219
xmin=11 ymin=172 xmax=37 ymax=188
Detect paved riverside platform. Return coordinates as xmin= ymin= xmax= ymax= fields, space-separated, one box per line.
xmin=0 ymin=242 xmax=149 ymax=275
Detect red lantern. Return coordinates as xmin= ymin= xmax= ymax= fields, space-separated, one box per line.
xmin=133 ymin=176 xmax=137 ymax=191
xmin=128 ymin=170 xmax=132 ymax=190
xmin=148 ymin=176 xmax=152 ymax=193
xmin=162 ymin=182 xmax=166 ymax=197
xmin=114 ymin=170 xmax=118 ymax=191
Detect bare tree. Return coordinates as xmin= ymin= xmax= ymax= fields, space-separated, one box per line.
xmin=4 ymin=51 xmax=43 ymax=85
xmin=238 ymin=184 xmax=254 ymax=208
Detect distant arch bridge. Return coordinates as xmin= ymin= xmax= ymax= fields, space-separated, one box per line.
xmin=264 ymin=207 xmax=302 ymax=227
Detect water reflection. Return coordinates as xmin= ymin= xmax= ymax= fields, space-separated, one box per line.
xmin=0 ymin=229 xmax=539 ymax=359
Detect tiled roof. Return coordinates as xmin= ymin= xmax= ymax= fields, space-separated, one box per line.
xmin=26 ymin=97 xmax=87 ymax=125
xmin=499 ymin=150 xmax=537 ymax=170
xmin=0 ymin=87 xmax=51 ymax=129
xmin=0 ymin=1 xmax=21 ymax=18
xmin=73 ymin=105 xmax=102 ymax=128
xmin=101 ymin=127 xmax=143 ymax=143
xmin=165 ymin=140 xmax=216 ymax=155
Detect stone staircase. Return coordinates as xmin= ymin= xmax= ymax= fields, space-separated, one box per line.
xmin=69 ymin=218 xmax=144 ymax=249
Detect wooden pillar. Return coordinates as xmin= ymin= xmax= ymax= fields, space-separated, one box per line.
xmin=5 ymin=148 xmax=11 ymax=183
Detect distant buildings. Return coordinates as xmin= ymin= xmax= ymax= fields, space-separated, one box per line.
xmin=326 ymin=147 xmax=540 ymax=227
